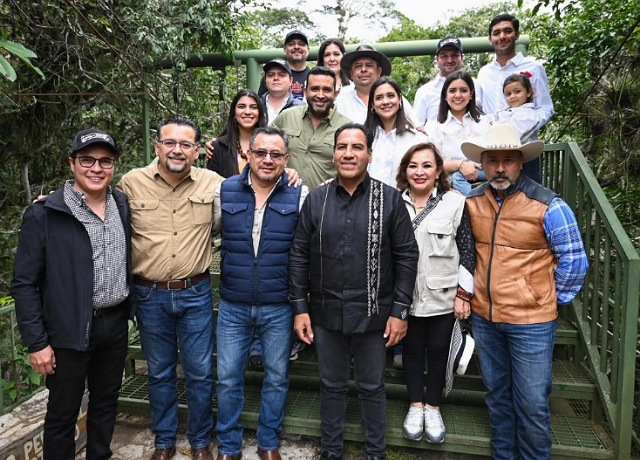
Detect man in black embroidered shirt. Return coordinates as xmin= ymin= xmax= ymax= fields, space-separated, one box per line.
xmin=289 ymin=123 xmax=418 ymax=460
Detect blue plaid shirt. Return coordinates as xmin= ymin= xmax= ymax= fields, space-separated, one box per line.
xmin=543 ymin=198 xmax=589 ymax=305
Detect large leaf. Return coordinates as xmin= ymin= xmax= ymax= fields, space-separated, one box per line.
xmin=0 ymin=54 xmax=17 ymax=81
xmin=0 ymin=39 xmax=45 ymax=79
xmin=0 ymin=39 xmax=38 ymax=59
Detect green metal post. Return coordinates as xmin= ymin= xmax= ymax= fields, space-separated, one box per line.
xmin=245 ymin=58 xmax=261 ymax=93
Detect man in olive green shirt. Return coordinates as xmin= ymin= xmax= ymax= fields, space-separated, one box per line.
xmin=271 ymin=66 xmax=352 ymax=189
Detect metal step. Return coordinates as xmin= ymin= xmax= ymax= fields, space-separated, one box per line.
xmin=118 ymin=374 xmax=613 ymax=459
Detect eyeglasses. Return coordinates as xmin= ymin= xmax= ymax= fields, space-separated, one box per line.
xmin=157 ymin=139 xmax=198 ymax=150
xmin=75 ymin=156 xmax=116 ymax=169
xmin=250 ymin=149 xmax=287 ymax=161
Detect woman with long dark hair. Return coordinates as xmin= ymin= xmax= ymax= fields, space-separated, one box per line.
xmin=207 ymin=89 xmax=267 ymax=177
xmin=317 ymin=38 xmax=351 ymax=93
xmin=364 ymin=76 xmax=427 ymax=188
xmin=424 ymin=70 xmax=488 ymax=195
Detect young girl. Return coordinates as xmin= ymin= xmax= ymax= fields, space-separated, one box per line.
xmin=489 ymin=73 xmax=541 ymax=182
xmin=424 ymin=70 xmax=489 ymax=196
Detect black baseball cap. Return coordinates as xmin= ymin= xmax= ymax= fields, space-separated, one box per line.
xmin=264 ymin=59 xmax=292 ymax=76
xmin=284 ymin=30 xmax=308 ymax=46
xmin=436 ymin=37 xmax=463 ymax=55
xmin=71 ymin=128 xmax=119 ymax=157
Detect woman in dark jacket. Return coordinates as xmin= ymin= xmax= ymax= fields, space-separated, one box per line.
xmin=207 ymin=89 xmax=267 ymax=177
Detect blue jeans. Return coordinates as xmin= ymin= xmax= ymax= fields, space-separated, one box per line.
xmin=134 ymin=277 xmax=215 ymax=450
xmin=472 ymin=313 xmax=557 ymax=460
xmin=451 ymin=170 xmax=487 ymax=196
xmin=215 ymin=300 xmax=293 ymax=455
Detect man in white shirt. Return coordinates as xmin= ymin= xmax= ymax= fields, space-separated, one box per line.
xmin=414 ymin=37 xmax=467 ymax=126
xmin=335 ymin=44 xmax=417 ymax=124
xmin=476 ymin=13 xmax=554 ymax=128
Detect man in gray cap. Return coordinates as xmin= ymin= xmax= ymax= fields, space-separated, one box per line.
xmin=12 ymin=128 xmax=133 ymax=460
xmin=261 ymin=58 xmax=305 ymax=123
xmin=335 ymin=44 xmax=417 ymax=124
xmin=259 ymin=30 xmax=311 ymax=101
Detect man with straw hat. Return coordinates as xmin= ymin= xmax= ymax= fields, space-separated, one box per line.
xmin=461 ymin=124 xmax=588 ymax=460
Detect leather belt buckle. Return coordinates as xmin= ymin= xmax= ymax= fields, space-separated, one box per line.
xmin=167 ymin=279 xmax=189 ymax=290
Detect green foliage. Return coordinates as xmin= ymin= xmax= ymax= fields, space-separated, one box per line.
xmin=0 ymin=37 xmax=44 ymax=81
xmin=246 ymin=8 xmax=317 ymax=47
xmin=532 ymin=0 xmax=640 ymax=192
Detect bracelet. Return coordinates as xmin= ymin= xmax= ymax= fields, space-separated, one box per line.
xmin=457 ymin=159 xmax=469 ymax=172
xmin=456 ymin=286 xmax=472 ymax=302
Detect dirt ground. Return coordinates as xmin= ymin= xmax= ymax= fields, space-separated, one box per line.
xmin=78 ymin=413 xmax=486 ymax=460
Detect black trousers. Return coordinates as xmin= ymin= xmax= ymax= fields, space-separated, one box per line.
xmin=44 ymin=306 xmax=129 ymax=460
xmin=403 ymin=312 xmax=455 ymax=406
xmin=314 ymin=326 xmax=388 ymax=458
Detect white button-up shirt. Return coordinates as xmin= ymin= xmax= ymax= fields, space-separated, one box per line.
xmin=425 ymin=111 xmax=489 ymax=161
xmin=369 ymin=126 xmax=428 ymax=187
xmin=476 ymin=52 xmax=554 ymax=127
xmin=489 ymin=102 xmax=540 ymax=143
xmin=335 ymin=86 xmax=419 ymax=125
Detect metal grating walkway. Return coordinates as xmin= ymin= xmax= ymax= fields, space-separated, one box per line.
xmin=118 ymin=374 xmax=613 ymax=458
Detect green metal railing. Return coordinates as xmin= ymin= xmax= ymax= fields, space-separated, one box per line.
xmin=543 ymin=142 xmax=640 ymax=460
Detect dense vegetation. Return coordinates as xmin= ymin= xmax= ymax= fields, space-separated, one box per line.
xmin=1 ymin=0 xmax=638 ymax=297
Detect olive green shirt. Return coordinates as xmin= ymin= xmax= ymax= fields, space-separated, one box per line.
xmin=271 ymin=105 xmax=352 ymax=189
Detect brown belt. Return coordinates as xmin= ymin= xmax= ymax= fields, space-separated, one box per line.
xmin=133 ymin=270 xmax=210 ymax=290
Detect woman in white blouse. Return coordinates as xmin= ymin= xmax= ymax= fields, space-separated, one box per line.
xmin=424 ymin=71 xmax=489 ymax=195
xmin=364 ymin=76 xmax=428 ymax=188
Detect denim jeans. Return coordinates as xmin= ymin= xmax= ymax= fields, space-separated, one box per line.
xmin=215 ymin=300 xmax=293 ymax=456
xmin=134 ymin=277 xmax=215 ymax=450
xmin=44 ymin=306 xmax=128 ymax=460
xmin=314 ymin=326 xmax=388 ymax=458
xmin=451 ymin=170 xmax=487 ymax=196
xmin=471 ymin=313 xmax=557 ymax=460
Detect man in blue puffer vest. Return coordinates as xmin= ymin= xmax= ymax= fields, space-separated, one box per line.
xmin=215 ymin=126 xmax=308 ymax=460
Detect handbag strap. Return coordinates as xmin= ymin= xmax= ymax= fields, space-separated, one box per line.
xmin=412 ymin=192 xmax=444 ymax=231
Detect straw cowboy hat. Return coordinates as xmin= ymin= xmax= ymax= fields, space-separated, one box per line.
xmin=460 ymin=124 xmax=544 ymax=163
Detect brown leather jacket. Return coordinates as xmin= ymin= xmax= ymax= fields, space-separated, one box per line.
xmin=466 ymin=175 xmax=558 ymax=324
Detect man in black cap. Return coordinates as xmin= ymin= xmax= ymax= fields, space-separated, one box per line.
xmin=335 ymin=44 xmax=417 ymax=124
xmin=261 ymin=58 xmax=305 ymax=123
xmin=413 ymin=37 xmax=478 ymax=126
xmin=12 ymin=128 xmax=133 ymax=460
xmin=259 ymin=30 xmax=311 ymax=101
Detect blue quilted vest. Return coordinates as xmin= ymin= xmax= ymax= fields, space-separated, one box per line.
xmin=219 ymin=167 xmax=302 ymax=305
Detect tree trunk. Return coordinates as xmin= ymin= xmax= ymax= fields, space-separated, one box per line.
xmin=21 ymin=160 xmax=32 ymax=205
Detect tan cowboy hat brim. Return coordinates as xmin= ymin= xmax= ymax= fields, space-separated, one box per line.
xmin=461 ymin=139 xmax=544 ymax=163
xmin=340 ymin=50 xmax=392 ymax=78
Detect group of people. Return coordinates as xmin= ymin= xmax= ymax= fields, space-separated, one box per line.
xmin=11 ymin=12 xmax=589 ymax=460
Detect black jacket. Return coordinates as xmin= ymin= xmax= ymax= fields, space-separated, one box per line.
xmin=207 ymin=135 xmax=238 ymax=178
xmin=11 ymin=187 xmax=134 ymax=353
xmin=289 ymin=175 xmax=418 ymax=334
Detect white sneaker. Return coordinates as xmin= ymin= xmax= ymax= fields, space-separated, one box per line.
xmin=402 ymin=406 xmax=424 ymax=441
xmin=424 ymin=406 xmax=445 ymax=443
